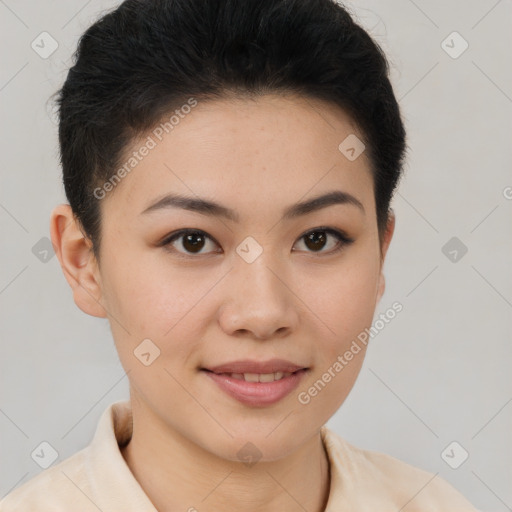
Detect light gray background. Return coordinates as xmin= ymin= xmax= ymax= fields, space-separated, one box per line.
xmin=1 ymin=0 xmax=511 ymax=509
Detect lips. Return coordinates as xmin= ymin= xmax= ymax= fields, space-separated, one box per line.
xmin=203 ymin=358 xmax=307 ymax=375
xmin=201 ymin=358 xmax=309 ymax=406
xmin=210 ymin=371 xmax=294 ymax=383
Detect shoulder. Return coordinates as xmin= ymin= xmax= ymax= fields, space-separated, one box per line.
xmin=0 ymin=400 xmax=135 ymax=512
xmin=0 ymin=448 xmax=99 ymax=512
xmin=321 ymin=426 xmax=479 ymax=511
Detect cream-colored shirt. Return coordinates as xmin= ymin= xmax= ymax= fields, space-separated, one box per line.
xmin=0 ymin=400 xmax=478 ymax=511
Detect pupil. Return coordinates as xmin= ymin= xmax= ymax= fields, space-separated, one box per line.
xmin=305 ymin=231 xmax=326 ymax=251
xmin=180 ymin=231 xmax=328 ymax=254
xmin=183 ymin=233 xmax=204 ymax=253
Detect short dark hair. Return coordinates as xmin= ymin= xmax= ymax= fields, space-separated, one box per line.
xmin=55 ymin=0 xmax=406 ymax=260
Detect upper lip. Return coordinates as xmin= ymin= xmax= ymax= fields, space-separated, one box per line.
xmin=203 ymin=358 xmax=308 ymax=374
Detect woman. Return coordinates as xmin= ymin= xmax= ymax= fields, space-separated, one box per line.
xmin=1 ymin=0 xmax=479 ymax=510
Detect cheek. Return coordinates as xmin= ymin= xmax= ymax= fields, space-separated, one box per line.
xmin=302 ymin=254 xmax=380 ymax=355
xmin=296 ymin=259 xmax=377 ymax=417
xmin=101 ymin=252 xmax=224 ymax=378
xmin=102 ymin=247 xmax=190 ymax=327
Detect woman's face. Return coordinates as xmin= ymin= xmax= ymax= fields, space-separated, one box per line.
xmin=88 ymin=94 xmax=393 ymax=461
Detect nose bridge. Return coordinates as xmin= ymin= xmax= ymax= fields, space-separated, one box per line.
xmin=220 ymin=243 xmax=297 ymax=337
xmin=235 ymin=245 xmax=286 ymax=304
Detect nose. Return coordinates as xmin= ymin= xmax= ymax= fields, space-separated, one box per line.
xmin=218 ymin=255 xmax=299 ymax=340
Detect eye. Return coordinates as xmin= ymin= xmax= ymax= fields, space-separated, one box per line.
xmin=160 ymin=229 xmax=220 ymax=256
xmin=159 ymin=227 xmax=354 ymax=257
xmin=293 ymin=227 xmax=354 ymax=255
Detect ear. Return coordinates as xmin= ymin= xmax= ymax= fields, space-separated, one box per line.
xmin=376 ymin=209 xmax=396 ymax=304
xmin=50 ymin=204 xmax=107 ymax=318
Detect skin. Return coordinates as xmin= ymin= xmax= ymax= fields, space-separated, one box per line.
xmin=50 ymin=93 xmax=395 ymax=512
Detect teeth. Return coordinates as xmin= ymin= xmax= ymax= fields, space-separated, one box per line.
xmin=223 ymin=371 xmax=293 ymax=382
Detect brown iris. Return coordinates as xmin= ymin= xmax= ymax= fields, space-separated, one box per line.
xmin=181 ymin=232 xmax=206 ymax=253
xmin=303 ymin=231 xmax=327 ymax=252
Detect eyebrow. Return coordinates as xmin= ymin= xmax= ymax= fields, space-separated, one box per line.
xmin=140 ymin=190 xmax=365 ymax=221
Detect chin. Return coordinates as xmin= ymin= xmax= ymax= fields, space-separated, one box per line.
xmin=201 ymin=423 xmax=313 ymax=465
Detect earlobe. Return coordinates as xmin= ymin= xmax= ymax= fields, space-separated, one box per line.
xmin=49 ymin=204 xmax=107 ymax=318
xmin=376 ymin=209 xmax=396 ymax=304
xmin=381 ymin=209 xmax=396 ymax=262
xmin=376 ymin=273 xmax=386 ymax=303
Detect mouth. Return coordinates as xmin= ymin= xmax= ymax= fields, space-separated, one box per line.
xmin=200 ymin=359 xmax=309 ymax=407
xmin=201 ymin=358 xmax=308 ymax=375
xmin=201 ymin=368 xmax=305 ymax=382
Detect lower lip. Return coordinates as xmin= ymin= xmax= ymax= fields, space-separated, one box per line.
xmin=202 ymin=369 xmax=308 ymax=407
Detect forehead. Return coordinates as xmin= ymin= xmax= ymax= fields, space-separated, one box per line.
xmin=101 ymin=93 xmax=375 ymax=222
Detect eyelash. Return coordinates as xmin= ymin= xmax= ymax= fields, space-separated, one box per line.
xmin=159 ymin=227 xmax=355 ymax=258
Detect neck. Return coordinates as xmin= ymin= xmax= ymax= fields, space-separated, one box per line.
xmin=120 ymin=399 xmax=331 ymax=512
